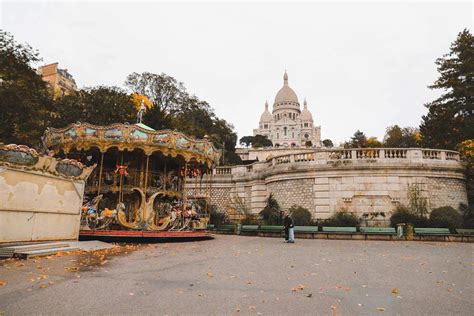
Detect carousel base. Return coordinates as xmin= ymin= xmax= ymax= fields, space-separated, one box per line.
xmin=79 ymin=230 xmax=214 ymax=243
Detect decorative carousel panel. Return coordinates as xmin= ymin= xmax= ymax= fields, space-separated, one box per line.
xmin=130 ymin=129 xmax=148 ymax=142
xmin=56 ymin=161 xmax=84 ymax=177
xmin=0 ymin=147 xmax=38 ymax=166
xmin=85 ymin=127 xmax=98 ymax=138
xmin=104 ymin=128 xmax=123 ymax=140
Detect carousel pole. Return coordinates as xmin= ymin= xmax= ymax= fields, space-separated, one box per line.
xmin=119 ymin=151 xmax=124 ymax=203
xmin=142 ymin=154 xmax=150 ymax=222
xmin=96 ymin=152 xmax=105 ymax=198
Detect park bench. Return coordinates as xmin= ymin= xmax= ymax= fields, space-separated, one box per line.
xmin=455 ymin=228 xmax=474 ymax=242
xmin=206 ymin=224 xmax=215 ymax=231
xmin=321 ymin=226 xmax=357 ymax=239
xmin=216 ymin=224 xmax=235 ymax=234
xmin=240 ymin=225 xmax=259 ymax=235
xmin=360 ymin=227 xmax=396 ymax=240
xmin=258 ymin=225 xmax=283 ymax=237
xmin=294 ymin=226 xmax=319 ymax=238
xmin=414 ymin=228 xmax=451 ymax=241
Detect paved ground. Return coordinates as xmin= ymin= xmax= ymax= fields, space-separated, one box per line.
xmin=0 ymin=235 xmax=473 ymax=315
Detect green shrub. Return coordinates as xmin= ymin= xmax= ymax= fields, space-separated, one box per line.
xmin=209 ymin=205 xmax=228 ymax=225
xmin=390 ymin=205 xmax=429 ymax=227
xmin=460 ymin=203 xmax=474 ymax=228
xmin=325 ymin=210 xmax=359 ymax=227
xmin=259 ymin=194 xmax=282 ymax=225
xmin=288 ymin=205 xmax=313 ymax=226
xmin=429 ymin=206 xmax=463 ymax=229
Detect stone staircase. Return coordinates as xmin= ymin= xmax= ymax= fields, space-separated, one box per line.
xmin=0 ymin=242 xmax=79 ymax=259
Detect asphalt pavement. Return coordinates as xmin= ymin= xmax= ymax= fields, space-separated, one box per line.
xmin=0 ymin=235 xmax=473 ymax=315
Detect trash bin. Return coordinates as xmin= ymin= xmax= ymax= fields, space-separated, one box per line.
xmin=406 ymin=224 xmax=414 ymax=241
xmin=397 ymin=223 xmax=405 ymax=239
xmin=236 ymin=224 xmax=242 ymax=235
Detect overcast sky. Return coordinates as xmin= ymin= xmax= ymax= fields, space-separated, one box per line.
xmin=1 ymin=1 xmax=472 ymax=144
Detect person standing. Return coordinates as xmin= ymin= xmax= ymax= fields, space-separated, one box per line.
xmin=283 ymin=211 xmax=295 ymax=243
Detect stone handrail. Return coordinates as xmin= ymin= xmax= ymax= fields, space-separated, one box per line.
xmin=213 ymin=148 xmax=462 ymax=176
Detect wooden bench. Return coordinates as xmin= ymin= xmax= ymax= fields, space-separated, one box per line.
xmin=240 ymin=225 xmax=259 ymax=234
xmin=455 ymin=228 xmax=474 ymax=242
xmin=216 ymin=224 xmax=235 ymax=234
xmin=414 ymin=228 xmax=451 ymax=241
xmin=294 ymin=226 xmax=319 ymax=238
xmin=258 ymin=225 xmax=283 ymax=237
xmin=321 ymin=227 xmax=358 ymax=239
xmin=360 ymin=227 xmax=396 ymax=240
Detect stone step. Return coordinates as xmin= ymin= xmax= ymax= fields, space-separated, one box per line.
xmin=0 ymin=242 xmax=71 ymax=258
xmin=15 ymin=246 xmax=79 ymax=259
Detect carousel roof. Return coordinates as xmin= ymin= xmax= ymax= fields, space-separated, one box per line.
xmin=42 ymin=122 xmax=221 ymax=167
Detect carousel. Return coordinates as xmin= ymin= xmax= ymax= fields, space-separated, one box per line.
xmin=42 ymin=117 xmax=220 ymax=241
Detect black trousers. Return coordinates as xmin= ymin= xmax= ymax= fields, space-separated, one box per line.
xmin=284 ymin=227 xmax=289 ymax=240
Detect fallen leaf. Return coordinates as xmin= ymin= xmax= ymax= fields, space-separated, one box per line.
xmin=377 ymin=307 xmax=385 ymax=312
xmin=235 ymin=308 xmax=241 ymax=313
xmin=306 ymin=293 xmax=313 ymax=298
xmin=39 ymin=284 xmax=48 ymax=289
xmin=0 ymin=281 xmax=6 ymax=286
xmin=65 ymin=267 xmax=79 ymax=272
xmin=249 ymin=306 xmax=256 ymax=310
xmin=391 ymin=288 xmax=399 ymax=295
xmin=207 ymin=272 xmax=214 ymax=278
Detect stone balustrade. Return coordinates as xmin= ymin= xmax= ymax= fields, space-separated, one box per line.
xmin=212 ymin=148 xmax=462 ymax=176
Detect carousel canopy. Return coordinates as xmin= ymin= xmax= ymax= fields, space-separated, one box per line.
xmin=42 ymin=122 xmax=221 ymax=167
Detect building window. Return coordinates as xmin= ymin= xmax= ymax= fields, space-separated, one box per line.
xmin=304 ymin=123 xmax=308 ymax=128
xmin=264 ymin=124 xmax=268 ymax=129
xmin=284 ymin=127 xmax=287 ymax=136
xmin=277 ymin=133 xmax=279 ymax=138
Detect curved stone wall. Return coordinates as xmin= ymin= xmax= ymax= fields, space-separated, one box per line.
xmin=186 ymin=148 xmax=468 ymax=219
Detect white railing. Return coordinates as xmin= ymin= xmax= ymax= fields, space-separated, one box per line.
xmin=214 ymin=148 xmax=462 ymax=176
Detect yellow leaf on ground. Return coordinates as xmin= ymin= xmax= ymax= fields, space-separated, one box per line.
xmin=391 ymin=288 xmax=399 ymax=295
xmin=0 ymin=281 xmax=7 ymax=286
xmin=39 ymin=284 xmax=48 ymax=289
xmin=377 ymin=307 xmax=386 ymax=312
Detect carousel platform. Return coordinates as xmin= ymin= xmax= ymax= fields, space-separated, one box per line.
xmin=79 ymin=230 xmax=214 ymax=243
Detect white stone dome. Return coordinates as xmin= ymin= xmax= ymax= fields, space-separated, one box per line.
xmin=274 ymin=72 xmax=299 ymax=105
xmin=259 ymin=101 xmax=272 ymax=123
xmin=300 ymin=99 xmax=313 ymax=121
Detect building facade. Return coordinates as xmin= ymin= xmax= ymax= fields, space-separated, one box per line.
xmin=253 ymin=72 xmax=321 ymax=148
xmin=187 ymin=148 xmax=468 ymax=221
xmin=38 ymin=62 xmax=77 ymax=98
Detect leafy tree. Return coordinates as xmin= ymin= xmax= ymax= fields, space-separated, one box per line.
xmin=407 ymin=183 xmax=429 ymax=219
xmin=322 ymin=139 xmax=334 ymax=148
xmin=420 ymin=29 xmax=474 ymax=150
xmin=288 ymin=205 xmax=312 ymax=226
xmin=458 ymin=140 xmax=474 ymax=205
xmin=460 ymin=203 xmax=474 ymax=228
xmin=345 ymin=130 xmax=367 ymax=148
xmin=239 ymin=135 xmax=272 ymax=148
xmin=384 ymin=125 xmax=420 ymax=148
xmin=0 ymin=30 xmax=53 ymax=147
xmin=367 ymin=136 xmax=383 ymax=148
xmin=51 ymin=86 xmax=136 ymax=127
xmin=259 ymin=194 xmax=281 ymax=225
xmin=305 ymin=140 xmax=313 ymax=147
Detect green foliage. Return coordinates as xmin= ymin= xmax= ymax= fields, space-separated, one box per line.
xmin=126 ymin=71 xmax=240 ymax=165
xmin=239 ymin=135 xmax=272 ymax=148
xmin=288 ymin=205 xmax=312 ymax=226
xmin=322 ymin=139 xmax=334 ymax=148
xmin=383 ymin=125 xmax=420 ymax=148
xmin=345 ymin=130 xmax=368 ymax=148
xmin=209 ymin=205 xmax=228 ymax=225
xmin=407 ymin=183 xmax=429 ymax=218
xmin=0 ymin=30 xmax=53 ymax=148
xmin=305 ymin=140 xmax=313 ymax=147
xmin=51 ymin=86 xmax=136 ymax=127
xmin=324 ymin=210 xmax=360 ymax=227
xmin=420 ymin=29 xmax=474 ymax=150
xmin=259 ymin=194 xmax=282 ymax=225
xmin=241 ymin=213 xmax=261 ymax=225
xmin=429 ymin=206 xmax=463 ymax=229
xmin=389 ymin=205 xmax=427 ymax=227
xmin=460 ymin=203 xmax=474 ymax=228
